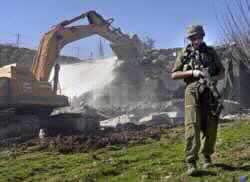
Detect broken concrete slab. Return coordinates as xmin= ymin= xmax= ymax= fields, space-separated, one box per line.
xmin=138 ymin=112 xmax=175 ymax=127
xmin=99 ymin=114 xmax=136 ymax=128
xmin=222 ymin=100 xmax=241 ymax=115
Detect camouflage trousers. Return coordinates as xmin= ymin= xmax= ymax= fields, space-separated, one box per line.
xmin=184 ymin=84 xmax=219 ymax=163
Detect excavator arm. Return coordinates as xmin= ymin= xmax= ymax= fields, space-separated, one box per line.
xmin=31 ymin=11 xmax=144 ymax=81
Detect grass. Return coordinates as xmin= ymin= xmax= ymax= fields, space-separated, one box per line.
xmin=0 ymin=120 xmax=249 ymax=182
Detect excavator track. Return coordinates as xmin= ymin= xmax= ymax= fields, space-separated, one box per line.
xmin=0 ymin=110 xmax=41 ymax=146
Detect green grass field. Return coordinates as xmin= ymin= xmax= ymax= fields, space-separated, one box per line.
xmin=0 ymin=120 xmax=249 ymax=182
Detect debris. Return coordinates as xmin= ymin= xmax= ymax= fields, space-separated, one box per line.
xmin=100 ymin=114 xmax=136 ymax=128
xmin=138 ymin=112 xmax=172 ymax=127
xmin=29 ymin=127 xmax=161 ymax=154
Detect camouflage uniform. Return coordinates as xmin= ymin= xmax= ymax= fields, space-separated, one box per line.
xmin=172 ymin=42 xmax=224 ymax=164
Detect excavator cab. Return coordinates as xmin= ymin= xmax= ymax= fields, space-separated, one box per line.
xmin=0 ymin=64 xmax=68 ymax=111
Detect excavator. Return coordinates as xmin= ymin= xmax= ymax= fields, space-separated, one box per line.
xmin=0 ymin=11 xmax=144 ymax=112
xmin=0 ymin=11 xmax=145 ymax=141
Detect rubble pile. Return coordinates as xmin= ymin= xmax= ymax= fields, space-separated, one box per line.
xmin=68 ymin=99 xmax=184 ymax=128
xmin=139 ymin=48 xmax=184 ymax=98
xmin=69 ymin=48 xmax=184 ymax=109
xmin=222 ymin=108 xmax=250 ymax=120
xmin=30 ymin=126 xmax=161 ymax=154
xmin=140 ymin=48 xmax=178 ymax=77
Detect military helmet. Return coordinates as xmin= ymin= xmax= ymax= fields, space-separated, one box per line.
xmin=186 ymin=25 xmax=205 ymax=39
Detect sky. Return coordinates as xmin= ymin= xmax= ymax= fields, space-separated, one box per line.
xmin=0 ymin=0 xmax=234 ymax=59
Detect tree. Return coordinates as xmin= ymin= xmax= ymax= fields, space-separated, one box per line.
xmin=143 ymin=36 xmax=156 ymax=49
xmin=218 ymin=0 xmax=250 ymax=64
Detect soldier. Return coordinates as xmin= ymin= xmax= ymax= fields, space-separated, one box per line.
xmin=171 ymin=25 xmax=225 ymax=175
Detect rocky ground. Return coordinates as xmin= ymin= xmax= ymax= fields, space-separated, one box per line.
xmin=15 ymin=126 xmax=161 ymax=154
xmin=0 ymin=119 xmax=249 ymax=181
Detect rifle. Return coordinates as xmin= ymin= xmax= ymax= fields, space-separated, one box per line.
xmin=198 ymin=68 xmax=224 ymax=117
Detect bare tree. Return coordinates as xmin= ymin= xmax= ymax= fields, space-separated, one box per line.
xmin=143 ymin=36 xmax=156 ymax=50
xmin=218 ymin=0 xmax=250 ymax=64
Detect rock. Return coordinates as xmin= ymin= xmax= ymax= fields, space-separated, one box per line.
xmin=138 ymin=112 xmax=173 ymax=127
xmin=99 ymin=114 xmax=136 ymax=128
xmin=221 ymin=114 xmax=240 ymax=120
xmin=222 ymin=100 xmax=240 ymax=115
xmin=152 ymin=59 xmax=162 ymax=65
xmin=157 ymin=54 xmax=168 ymax=61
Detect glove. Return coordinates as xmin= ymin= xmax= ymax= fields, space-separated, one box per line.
xmin=192 ymin=70 xmax=204 ymax=78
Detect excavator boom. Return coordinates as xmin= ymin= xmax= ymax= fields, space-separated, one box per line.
xmin=31 ymin=11 xmax=144 ymax=81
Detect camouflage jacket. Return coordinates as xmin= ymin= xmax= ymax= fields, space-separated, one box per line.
xmin=172 ymin=43 xmax=224 ymax=86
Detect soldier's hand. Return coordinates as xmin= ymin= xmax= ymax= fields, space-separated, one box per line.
xmin=192 ymin=70 xmax=204 ymax=78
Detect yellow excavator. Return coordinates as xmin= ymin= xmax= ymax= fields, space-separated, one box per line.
xmin=0 ymin=11 xmax=144 ymax=114
xmin=0 ymin=11 xmax=144 ymax=141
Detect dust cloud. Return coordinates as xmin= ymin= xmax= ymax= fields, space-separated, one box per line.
xmin=56 ymin=57 xmax=117 ymax=98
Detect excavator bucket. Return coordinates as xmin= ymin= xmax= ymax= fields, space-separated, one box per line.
xmin=87 ymin=11 xmax=110 ymax=25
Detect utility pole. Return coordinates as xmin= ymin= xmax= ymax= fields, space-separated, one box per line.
xmin=16 ymin=33 xmax=21 ymax=47
xmin=90 ymin=52 xmax=93 ymax=60
xmin=76 ymin=46 xmax=80 ymax=58
xmin=98 ymin=38 xmax=105 ymax=59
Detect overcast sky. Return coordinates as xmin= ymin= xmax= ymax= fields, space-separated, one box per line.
xmin=0 ymin=0 xmax=235 ymax=58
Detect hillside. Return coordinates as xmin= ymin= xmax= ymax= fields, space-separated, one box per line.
xmin=0 ymin=44 xmax=83 ymax=67
xmin=0 ymin=119 xmax=249 ymax=181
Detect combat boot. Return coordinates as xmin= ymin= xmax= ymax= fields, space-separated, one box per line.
xmin=186 ymin=162 xmax=197 ymax=176
xmin=202 ymin=155 xmax=212 ymax=169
